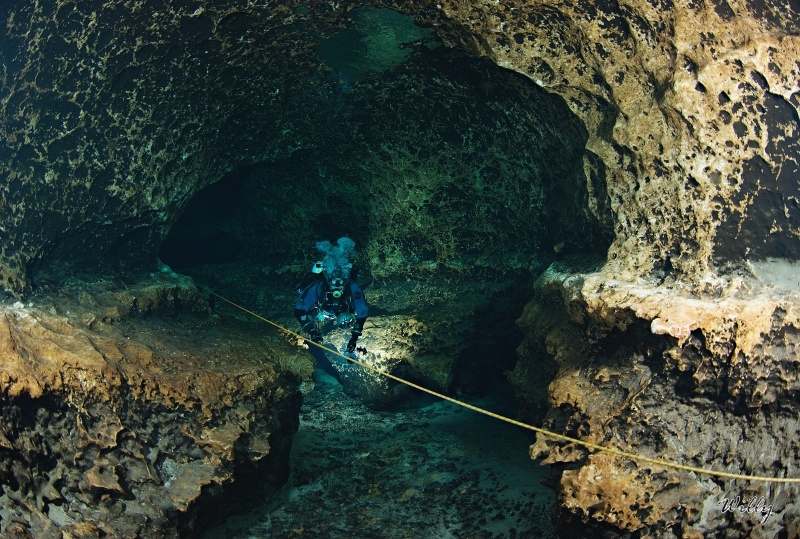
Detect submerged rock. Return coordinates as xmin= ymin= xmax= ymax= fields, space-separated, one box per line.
xmin=515 ymin=260 xmax=800 ymax=536
xmin=0 ymin=275 xmax=308 ymax=537
xmin=1 ymin=0 xmax=798 ymax=535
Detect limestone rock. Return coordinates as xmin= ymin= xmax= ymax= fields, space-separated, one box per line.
xmin=516 ymin=261 xmax=800 ymax=536
xmin=2 ymin=0 xmax=799 ymax=536
xmin=0 ymin=275 xmax=306 ymax=537
xmin=413 ymin=0 xmax=800 ymax=278
xmin=83 ymin=460 xmax=125 ymax=495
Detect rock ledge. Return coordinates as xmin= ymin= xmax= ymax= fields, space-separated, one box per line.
xmin=0 ymin=275 xmax=306 ymax=538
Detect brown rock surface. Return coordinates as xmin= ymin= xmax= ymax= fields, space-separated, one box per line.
xmin=0 ymin=274 xmax=307 ymax=537
xmin=416 ymin=0 xmax=799 ymax=276
xmin=1 ymin=0 xmax=799 ymax=536
xmin=516 ymin=260 xmax=800 ymax=536
xmin=399 ymin=1 xmax=799 ymax=534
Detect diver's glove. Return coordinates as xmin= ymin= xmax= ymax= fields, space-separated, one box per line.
xmin=346 ymin=328 xmax=362 ymax=353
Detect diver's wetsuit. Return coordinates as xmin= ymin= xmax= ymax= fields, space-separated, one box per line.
xmin=294 ymin=279 xmax=368 ymax=341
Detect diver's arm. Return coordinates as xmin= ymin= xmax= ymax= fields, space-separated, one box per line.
xmin=347 ymin=283 xmax=368 ymax=352
xmin=350 ymin=283 xmax=368 ymax=318
xmin=294 ymin=284 xmax=323 ymax=343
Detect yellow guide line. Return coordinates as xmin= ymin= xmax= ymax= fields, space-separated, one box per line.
xmin=210 ymin=291 xmax=800 ymax=484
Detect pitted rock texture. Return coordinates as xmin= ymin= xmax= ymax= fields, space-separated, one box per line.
xmin=0 ymin=275 xmax=306 ymax=538
xmin=0 ymin=0 xmax=354 ymax=295
xmin=159 ymin=42 xmax=609 ymax=281
xmin=4 ymin=0 xmax=797 ymax=294
xmin=515 ymin=261 xmax=800 ymax=536
xmin=2 ymin=0 xmax=800 ymax=536
xmin=2 ymin=0 xmax=610 ymax=297
xmin=579 ymin=260 xmax=800 ymax=408
xmin=410 ymin=0 xmax=800 ymax=277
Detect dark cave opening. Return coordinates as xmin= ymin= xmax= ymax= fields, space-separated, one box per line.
xmin=160 ymin=41 xmax=611 ymax=273
xmin=158 ymin=179 xmax=246 ymax=269
xmin=158 ymin=9 xmax=610 ymax=411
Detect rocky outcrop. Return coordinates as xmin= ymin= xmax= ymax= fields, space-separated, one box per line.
xmin=2 ymin=0 xmax=799 ymax=536
xmin=514 ymin=260 xmax=800 ymax=536
xmin=414 ymin=0 xmax=799 ymax=277
xmin=0 ymin=274 xmax=307 ymax=537
xmin=402 ymin=1 xmax=799 ymax=535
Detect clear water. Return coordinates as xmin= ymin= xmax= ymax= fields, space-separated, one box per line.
xmin=205 ymin=371 xmax=557 ymax=538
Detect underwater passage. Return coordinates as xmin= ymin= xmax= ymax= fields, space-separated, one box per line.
xmin=205 ymin=367 xmax=558 ymax=538
xmin=1 ymin=0 xmax=799 ymax=537
xmin=213 ymin=291 xmax=800 ymax=486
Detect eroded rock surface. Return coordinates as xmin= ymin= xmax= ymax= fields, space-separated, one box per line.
xmin=2 ymin=0 xmax=800 ymax=536
xmin=515 ymin=260 xmax=800 ymax=537
xmin=398 ymin=1 xmax=800 ymax=534
xmin=0 ymin=275 xmax=307 ymax=537
xmin=415 ymin=0 xmax=799 ymax=277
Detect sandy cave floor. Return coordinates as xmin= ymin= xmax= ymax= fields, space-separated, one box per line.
xmin=204 ymin=368 xmax=557 ymax=539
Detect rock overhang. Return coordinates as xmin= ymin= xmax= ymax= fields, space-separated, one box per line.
xmin=158 ymin=43 xmax=610 ymax=280
xmin=2 ymin=0 xmax=619 ymax=297
xmin=0 ymin=274 xmax=310 ymax=536
xmin=2 ymin=0 xmax=797 ymax=297
xmin=2 ymin=0 xmax=800 ymax=536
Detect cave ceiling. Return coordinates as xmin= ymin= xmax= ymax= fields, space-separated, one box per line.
xmin=1 ymin=1 xmax=800 ymax=536
xmin=1 ymin=0 xmax=799 ymax=295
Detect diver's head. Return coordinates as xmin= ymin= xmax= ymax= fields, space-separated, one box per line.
xmin=316 ymin=236 xmax=355 ymax=297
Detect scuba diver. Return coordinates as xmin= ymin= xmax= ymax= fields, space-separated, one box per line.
xmin=294 ymin=237 xmax=368 ymax=356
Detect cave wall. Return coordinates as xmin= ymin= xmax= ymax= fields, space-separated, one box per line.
xmin=1 ymin=0 xmax=614 ymax=298
xmin=373 ymin=1 xmax=799 ymax=536
xmin=3 ymin=0 xmax=796 ymax=296
xmin=0 ymin=277 xmax=308 ymax=537
xmin=161 ymin=47 xmax=611 ymax=278
xmin=0 ymin=0 xmax=357 ymax=295
xmin=396 ymin=0 xmax=799 ymax=277
xmin=513 ymin=261 xmax=800 ymax=536
xmin=2 ymin=0 xmax=800 ymax=536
